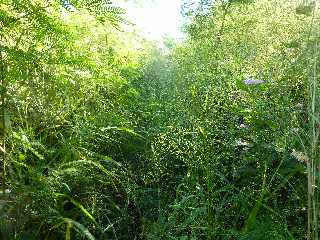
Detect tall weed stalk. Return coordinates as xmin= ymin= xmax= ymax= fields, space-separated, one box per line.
xmin=307 ymin=2 xmax=319 ymax=238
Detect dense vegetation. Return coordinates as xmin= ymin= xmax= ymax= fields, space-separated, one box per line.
xmin=0 ymin=0 xmax=320 ymax=239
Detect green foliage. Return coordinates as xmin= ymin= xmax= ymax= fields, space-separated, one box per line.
xmin=135 ymin=0 xmax=315 ymax=239
xmin=0 ymin=1 xmax=147 ymax=239
xmin=0 ymin=0 xmax=319 ymax=239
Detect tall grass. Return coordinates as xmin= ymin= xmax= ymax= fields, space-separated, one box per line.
xmin=305 ymin=1 xmax=320 ymax=239
xmin=0 ymin=34 xmax=6 ymax=192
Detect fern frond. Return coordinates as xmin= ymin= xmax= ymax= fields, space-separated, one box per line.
xmin=66 ymin=0 xmax=126 ymax=25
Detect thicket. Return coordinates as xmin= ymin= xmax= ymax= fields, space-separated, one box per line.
xmin=0 ymin=0 xmax=319 ymax=239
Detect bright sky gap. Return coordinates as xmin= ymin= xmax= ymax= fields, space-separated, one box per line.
xmin=119 ymin=0 xmax=185 ymax=41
